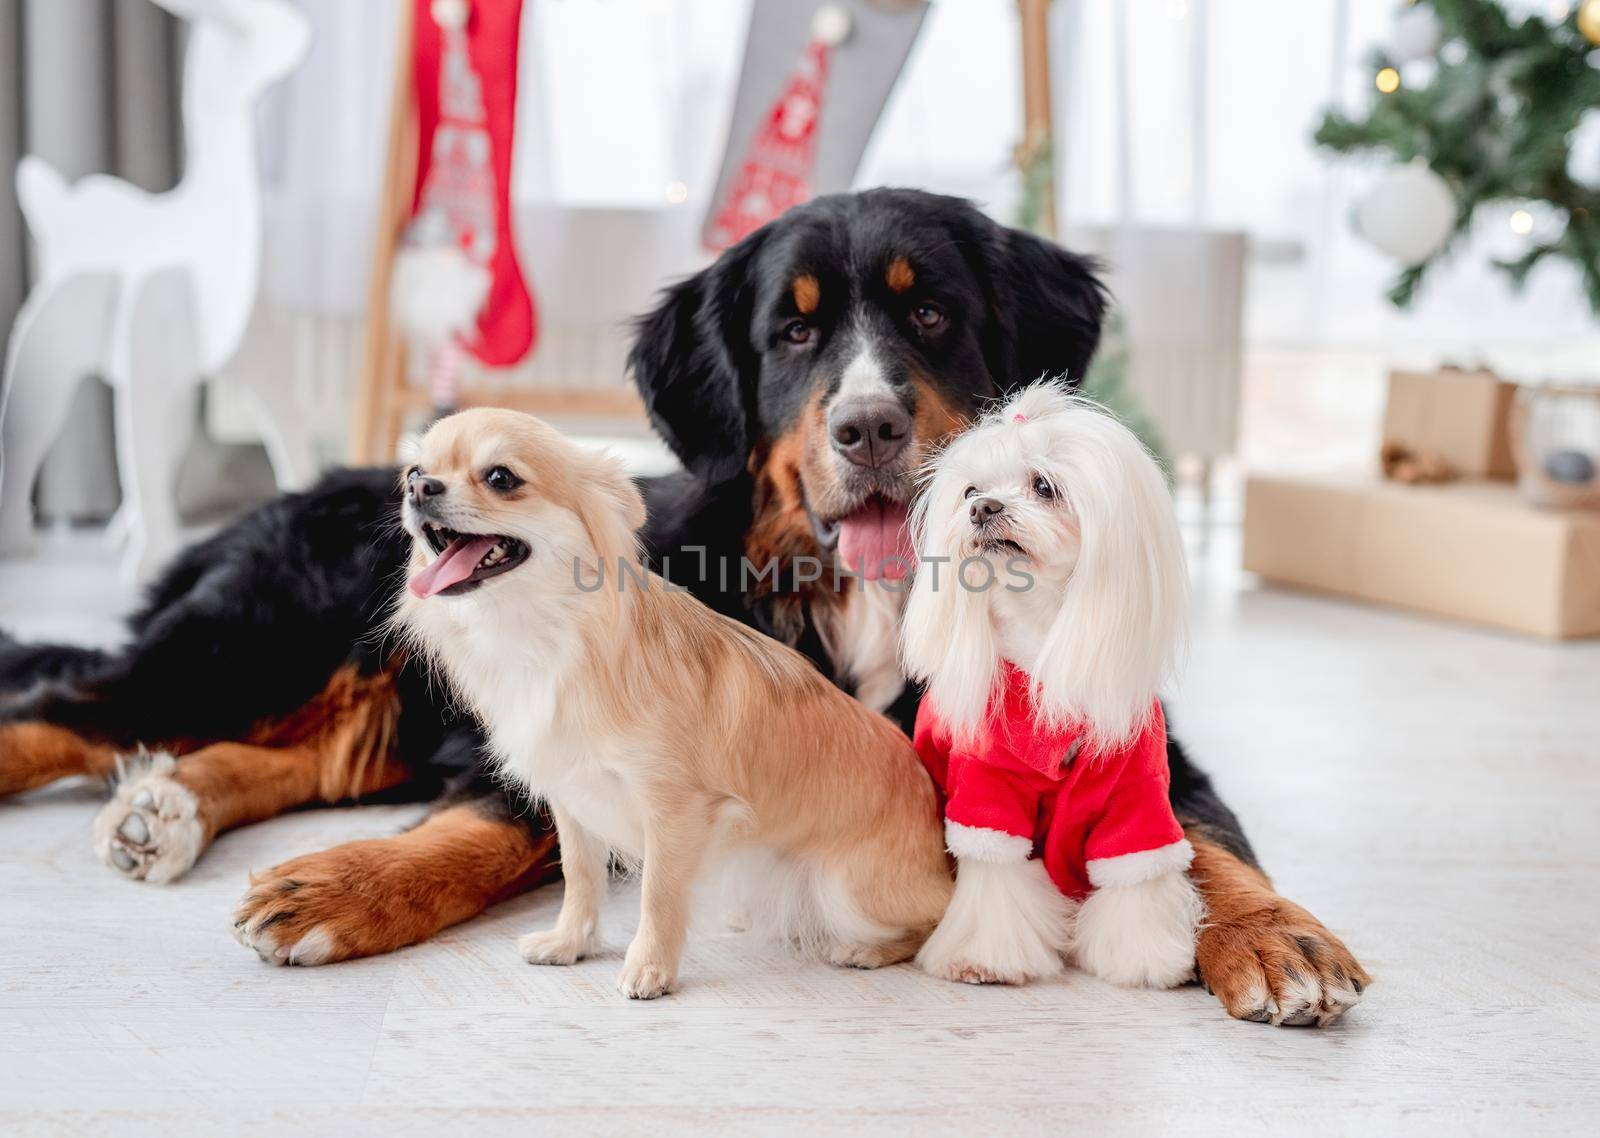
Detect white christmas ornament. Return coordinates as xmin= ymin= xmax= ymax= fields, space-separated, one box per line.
xmin=1389 ymin=2 xmax=1444 ymax=63
xmin=1568 ymin=108 xmax=1600 ymax=190
xmin=1353 ymin=160 xmax=1457 ymax=265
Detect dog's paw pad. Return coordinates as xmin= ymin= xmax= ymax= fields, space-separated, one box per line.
xmin=92 ymin=752 xmax=204 ymax=884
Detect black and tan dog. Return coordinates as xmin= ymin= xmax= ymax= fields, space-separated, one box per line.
xmin=0 ymin=188 xmax=1367 ymax=1021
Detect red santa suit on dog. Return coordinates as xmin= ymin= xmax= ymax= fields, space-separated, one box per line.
xmin=914 ymin=662 xmax=1193 ymax=899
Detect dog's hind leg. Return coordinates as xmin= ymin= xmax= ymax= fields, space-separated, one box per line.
xmin=824 ymin=833 xmax=955 ymax=970
xmin=94 ymin=738 xmax=414 ymax=884
xmin=0 ymin=721 xmax=119 ymax=797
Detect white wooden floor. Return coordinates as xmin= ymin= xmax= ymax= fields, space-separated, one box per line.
xmin=2 ymin=521 xmax=1598 ymax=1136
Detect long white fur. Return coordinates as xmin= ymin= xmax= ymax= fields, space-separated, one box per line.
xmin=815 ymin=576 xmax=906 ymax=714
xmin=901 ymin=381 xmax=1188 ymax=753
xmin=915 ymin=858 xmax=1076 ymax=984
xmin=1073 ymin=871 xmax=1206 ymax=989
xmin=716 ymin=848 xmax=899 ymax=959
xmin=902 ymin=381 xmax=1197 ymax=988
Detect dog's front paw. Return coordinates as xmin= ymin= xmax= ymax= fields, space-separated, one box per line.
xmin=93 ymin=752 xmax=206 ymax=884
xmin=915 ymin=856 xmax=1073 ymax=986
xmin=1074 ymin=872 xmax=1204 ymax=990
xmin=616 ymin=953 xmax=677 ymax=1000
xmin=1197 ymin=894 xmax=1370 ymax=1027
xmin=518 ymin=927 xmax=595 ymax=966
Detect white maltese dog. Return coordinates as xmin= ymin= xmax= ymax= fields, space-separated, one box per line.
xmin=902 ymin=381 xmax=1203 ymax=988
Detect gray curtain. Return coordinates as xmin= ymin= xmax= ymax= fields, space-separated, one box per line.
xmin=0 ymin=0 xmax=180 ymax=522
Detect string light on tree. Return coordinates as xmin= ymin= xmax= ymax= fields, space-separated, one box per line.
xmin=1376 ymin=66 xmax=1401 ymax=93
xmin=1509 ymin=208 xmax=1535 ymax=235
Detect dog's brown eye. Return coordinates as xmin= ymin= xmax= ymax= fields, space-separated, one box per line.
xmin=484 ymin=465 xmax=522 ymax=493
xmin=963 ymin=485 xmax=978 ymax=500
xmin=782 ymin=319 xmax=813 ymax=345
xmin=910 ymin=303 xmax=946 ymax=331
xmin=1032 ymin=476 xmax=1056 ymax=500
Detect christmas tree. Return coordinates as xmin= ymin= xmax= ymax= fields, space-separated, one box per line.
xmin=1314 ymin=0 xmax=1600 ymax=312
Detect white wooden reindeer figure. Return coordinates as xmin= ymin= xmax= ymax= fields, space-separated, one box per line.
xmin=0 ymin=0 xmax=314 ymax=582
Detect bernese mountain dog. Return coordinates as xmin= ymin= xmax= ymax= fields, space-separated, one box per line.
xmin=0 ymin=189 xmax=1366 ymax=1022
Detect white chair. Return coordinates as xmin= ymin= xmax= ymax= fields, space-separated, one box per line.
xmin=1066 ymin=224 xmax=1247 ymax=488
xmin=0 ymin=0 xmax=314 ymax=583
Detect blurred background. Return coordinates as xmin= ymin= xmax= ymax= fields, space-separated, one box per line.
xmin=1 ymin=0 xmax=1598 ymax=632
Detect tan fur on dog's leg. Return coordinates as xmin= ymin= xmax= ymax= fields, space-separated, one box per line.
xmin=519 ymin=805 xmax=606 ymax=966
xmin=617 ymin=795 xmax=716 ymax=999
xmin=0 ymin=722 xmax=119 ymax=797
xmin=1190 ymin=834 xmax=1370 ymax=1026
xmin=832 ymin=828 xmax=953 ymax=966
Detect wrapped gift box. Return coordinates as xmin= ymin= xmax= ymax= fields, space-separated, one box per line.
xmin=1382 ymin=368 xmax=1518 ymax=480
xmin=1244 ymin=473 xmax=1600 ymax=639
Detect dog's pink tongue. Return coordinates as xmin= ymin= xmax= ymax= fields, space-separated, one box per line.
xmin=837 ymin=501 xmax=913 ymax=580
xmin=409 ymin=536 xmax=497 ymax=599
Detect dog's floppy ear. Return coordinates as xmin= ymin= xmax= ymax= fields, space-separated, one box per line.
xmin=628 ymin=232 xmax=768 ymax=485
xmin=575 ymin=449 xmax=647 ymax=561
xmin=972 ymin=217 xmax=1109 ymax=391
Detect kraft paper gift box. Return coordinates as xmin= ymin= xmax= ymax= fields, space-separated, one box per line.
xmin=1382 ymin=368 xmax=1518 ymax=480
xmin=1243 ymin=473 xmax=1600 ymax=640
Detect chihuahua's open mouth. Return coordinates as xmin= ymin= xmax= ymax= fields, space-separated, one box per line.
xmin=409 ymin=522 xmax=531 ymax=598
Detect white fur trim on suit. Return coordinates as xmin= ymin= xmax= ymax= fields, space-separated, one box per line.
xmin=1085 ymin=838 xmax=1194 ymax=889
xmin=944 ymin=820 xmax=1033 ymax=864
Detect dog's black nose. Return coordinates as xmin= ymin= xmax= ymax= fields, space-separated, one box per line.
xmin=828 ymin=398 xmax=912 ymax=468
xmin=409 ymin=476 xmax=446 ymax=506
xmin=969 ymin=496 xmax=1004 ymax=525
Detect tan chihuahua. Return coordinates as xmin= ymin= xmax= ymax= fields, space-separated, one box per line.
xmin=392 ymin=409 xmax=951 ymax=999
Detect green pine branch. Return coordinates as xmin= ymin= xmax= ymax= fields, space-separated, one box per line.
xmin=1313 ymin=0 xmax=1600 ymax=315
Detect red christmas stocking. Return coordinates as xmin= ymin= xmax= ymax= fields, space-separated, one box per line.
xmin=707 ymin=6 xmax=852 ymax=250
xmin=401 ymin=0 xmax=535 ymax=400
